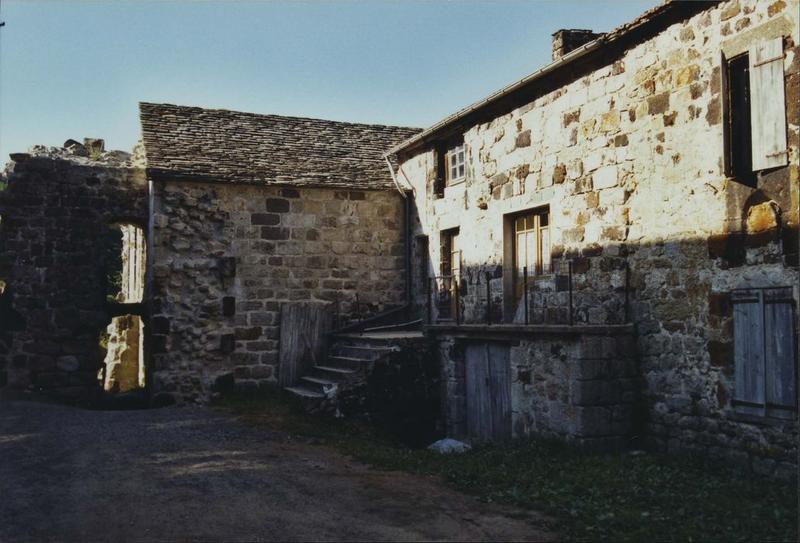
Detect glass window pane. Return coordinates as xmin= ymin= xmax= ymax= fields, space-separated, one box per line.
xmin=458 ymin=165 xmax=465 ymax=177
xmin=516 ymin=233 xmax=526 ymax=271
xmin=539 ymin=212 xmax=549 ymax=227
xmin=541 ymin=228 xmax=550 ymax=272
xmin=526 ymin=232 xmax=537 ymax=271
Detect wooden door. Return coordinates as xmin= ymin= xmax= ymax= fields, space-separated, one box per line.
xmin=465 ymin=342 xmax=511 ymax=441
xmin=439 ymin=229 xmax=461 ymax=321
xmin=278 ymin=302 xmax=332 ymax=386
xmin=449 ymin=231 xmax=461 ymax=319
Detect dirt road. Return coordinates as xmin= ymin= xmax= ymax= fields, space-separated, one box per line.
xmin=0 ymin=400 xmax=554 ymax=542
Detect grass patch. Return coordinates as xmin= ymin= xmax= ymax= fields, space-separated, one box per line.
xmin=215 ymin=390 xmax=798 ymax=542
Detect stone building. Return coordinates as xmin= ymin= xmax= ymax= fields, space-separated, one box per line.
xmin=0 ymin=0 xmax=797 ymax=475
xmin=0 ymin=109 xmax=419 ymax=404
xmin=388 ymin=0 xmax=799 ymax=475
xmin=138 ymin=103 xmax=419 ymax=402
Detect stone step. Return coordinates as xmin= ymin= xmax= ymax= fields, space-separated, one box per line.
xmin=300 ymin=376 xmax=337 ymax=388
xmin=332 ymin=344 xmax=394 ymax=360
xmin=284 ymin=386 xmax=325 ymax=399
xmin=332 ymin=332 xmax=420 ymax=348
xmin=327 ymin=355 xmax=373 ymax=369
xmin=313 ymin=365 xmax=357 ymax=380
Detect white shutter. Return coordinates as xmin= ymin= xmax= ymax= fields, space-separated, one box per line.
xmin=749 ymin=37 xmax=788 ymax=171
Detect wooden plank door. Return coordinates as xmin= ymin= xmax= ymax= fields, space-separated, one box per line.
xmin=466 ymin=344 xmax=492 ymax=440
xmin=278 ymin=302 xmax=332 ymax=387
xmin=465 ymin=343 xmax=511 ymax=441
xmin=488 ymin=343 xmax=512 ymax=440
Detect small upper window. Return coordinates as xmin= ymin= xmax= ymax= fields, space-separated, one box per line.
xmin=725 ymin=54 xmax=757 ymax=187
xmin=447 ymin=144 xmax=466 ymax=184
xmin=723 ymin=38 xmax=788 ymax=184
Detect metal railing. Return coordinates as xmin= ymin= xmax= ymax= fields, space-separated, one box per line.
xmin=427 ymin=274 xmax=461 ymax=325
xmin=426 ymin=258 xmax=631 ymax=326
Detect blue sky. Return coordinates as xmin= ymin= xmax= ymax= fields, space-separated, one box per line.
xmin=0 ymin=0 xmax=657 ymax=160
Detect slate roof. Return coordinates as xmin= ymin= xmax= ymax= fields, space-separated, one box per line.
xmin=139 ymin=103 xmax=421 ymax=190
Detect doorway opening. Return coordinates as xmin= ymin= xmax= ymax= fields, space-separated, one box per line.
xmin=99 ymin=222 xmax=146 ymax=395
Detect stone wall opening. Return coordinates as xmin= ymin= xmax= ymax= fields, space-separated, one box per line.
xmin=99 ymin=222 xmax=146 ymax=395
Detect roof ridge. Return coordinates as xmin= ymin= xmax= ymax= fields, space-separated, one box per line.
xmin=138 ymin=102 xmax=421 ymax=132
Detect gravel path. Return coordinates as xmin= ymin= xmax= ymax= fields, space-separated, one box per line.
xmin=0 ymin=400 xmax=554 ymax=542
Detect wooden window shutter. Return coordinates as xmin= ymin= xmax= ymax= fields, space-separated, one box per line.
xmin=733 ymin=289 xmax=765 ymax=406
xmin=749 ymin=37 xmax=788 ymax=171
xmin=764 ymin=288 xmax=796 ymax=408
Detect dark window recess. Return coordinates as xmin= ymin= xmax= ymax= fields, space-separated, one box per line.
xmin=732 ymin=287 xmax=797 ymax=417
xmin=222 ymin=296 xmax=236 ymax=317
xmin=726 ymin=54 xmax=757 ymax=187
xmin=434 ymin=143 xmax=447 ymax=198
xmin=416 ymin=236 xmax=430 ymax=289
xmin=220 ymin=333 xmax=236 ymax=354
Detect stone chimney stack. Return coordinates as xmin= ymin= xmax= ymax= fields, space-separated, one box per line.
xmin=551 ymin=29 xmax=603 ymax=61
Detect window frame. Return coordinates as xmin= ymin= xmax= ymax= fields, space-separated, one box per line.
xmin=438 ymin=228 xmax=461 ymax=321
xmin=440 ymin=228 xmax=461 ymax=278
xmin=722 ymin=52 xmax=758 ymax=187
xmin=445 ymin=143 xmax=466 ymax=186
xmin=511 ymin=207 xmax=551 ymax=280
xmin=721 ymin=36 xmax=788 ymax=183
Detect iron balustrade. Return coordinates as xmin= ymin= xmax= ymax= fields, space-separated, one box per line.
xmin=427 ymin=258 xmax=632 ymax=327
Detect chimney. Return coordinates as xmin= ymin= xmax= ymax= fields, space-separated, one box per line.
xmin=551 ymin=29 xmax=603 ymax=61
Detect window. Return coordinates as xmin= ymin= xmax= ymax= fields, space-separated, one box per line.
xmin=434 ymin=138 xmax=466 ymax=197
xmin=732 ymin=287 xmax=796 ymax=417
xmin=723 ymin=38 xmax=788 ymax=183
xmin=725 ymin=54 xmax=756 ymax=187
xmin=512 ymin=208 xmax=550 ymax=291
xmin=446 ymin=143 xmax=466 ymax=184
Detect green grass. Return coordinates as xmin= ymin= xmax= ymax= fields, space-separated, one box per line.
xmin=215 ymin=390 xmax=798 ymax=542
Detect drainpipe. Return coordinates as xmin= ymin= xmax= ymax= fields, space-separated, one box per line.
xmin=384 ymin=156 xmax=412 ymax=307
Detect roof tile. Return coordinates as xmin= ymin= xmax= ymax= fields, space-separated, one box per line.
xmin=139 ymin=102 xmax=421 ymax=190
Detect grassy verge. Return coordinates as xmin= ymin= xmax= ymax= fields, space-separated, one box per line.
xmin=215 ymin=390 xmax=798 ymax=542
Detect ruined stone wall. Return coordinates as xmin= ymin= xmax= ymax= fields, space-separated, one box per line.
xmin=0 ymin=148 xmax=148 ymax=401
xmin=401 ymin=0 xmax=799 ymax=475
xmin=150 ymin=181 xmax=405 ymax=403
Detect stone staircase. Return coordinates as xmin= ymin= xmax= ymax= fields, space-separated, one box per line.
xmin=284 ymin=333 xmax=402 ymax=401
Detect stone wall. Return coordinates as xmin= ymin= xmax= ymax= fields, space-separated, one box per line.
xmin=437 ymin=327 xmax=637 ymax=450
xmin=149 ymin=180 xmax=405 ymax=403
xmin=0 ymin=146 xmax=148 ymax=401
xmin=400 ymin=0 xmax=799 ymax=475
